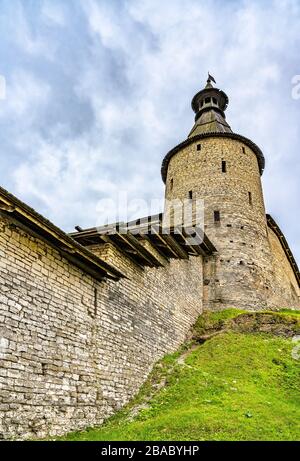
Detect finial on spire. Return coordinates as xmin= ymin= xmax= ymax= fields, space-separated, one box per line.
xmin=207 ymin=72 xmax=216 ymax=85
xmin=191 ymin=74 xmax=229 ymax=122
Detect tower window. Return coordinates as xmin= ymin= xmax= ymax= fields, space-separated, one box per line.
xmin=242 ymin=147 xmax=246 ymax=154
xmin=188 ymin=190 xmax=193 ymax=199
xmin=214 ymin=210 xmax=220 ymax=222
xmin=222 ymin=160 xmax=227 ymax=173
xmin=197 ymin=144 xmax=201 ymax=151
xmin=248 ymin=191 xmax=253 ymax=206
xmin=170 ymin=178 xmax=173 ymax=191
xmin=205 ymin=97 xmax=211 ymax=104
xmin=212 ymin=97 xmax=217 ymax=104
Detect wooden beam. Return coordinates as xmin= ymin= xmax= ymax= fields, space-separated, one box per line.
xmin=100 ymin=234 xmax=146 ymax=269
xmin=0 ymin=212 xmax=116 ymax=282
xmin=180 ymin=228 xmax=207 ymax=256
xmin=151 ymin=228 xmax=184 ymax=259
xmin=162 ymin=233 xmax=189 ymax=259
xmin=170 ymin=229 xmax=200 ymax=256
xmin=118 ymin=233 xmax=160 ymax=267
xmin=202 ymin=233 xmax=217 ymax=254
xmin=140 ymin=234 xmax=170 ymax=265
xmin=0 ymin=201 xmax=15 ymax=212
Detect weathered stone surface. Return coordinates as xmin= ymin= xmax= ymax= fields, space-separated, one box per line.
xmin=163 ymin=136 xmax=300 ymax=311
xmin=0 ymin=215 xmax=203 ymax=439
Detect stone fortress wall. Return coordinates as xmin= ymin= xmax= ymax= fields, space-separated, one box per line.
xmin=0 ymin=211 xmax=204 ymax=440
xmin=267 ymin=223 xmax=300 ymax=307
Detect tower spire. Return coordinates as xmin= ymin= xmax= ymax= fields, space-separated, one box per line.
xmin=188 ymin=76 xmax=232 ymax=137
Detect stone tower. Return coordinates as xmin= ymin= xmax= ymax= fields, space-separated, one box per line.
xmin=162 ymin=76 xmax=291 ymax=311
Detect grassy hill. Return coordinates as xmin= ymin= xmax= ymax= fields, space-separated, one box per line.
xmin=60 ymin=309 xmax=300 ymax=441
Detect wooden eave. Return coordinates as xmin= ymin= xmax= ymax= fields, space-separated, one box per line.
xmin=69 ymin=217 xmax=217 ymax=268
xmin=0 ymin=186 xmax=124 ymax=282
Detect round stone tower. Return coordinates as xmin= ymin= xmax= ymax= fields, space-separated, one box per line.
xmin=162 ymin=76 xmax=275 ymax=311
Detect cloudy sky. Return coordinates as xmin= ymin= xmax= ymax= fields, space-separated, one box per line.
xmin=0 ymin=0 xmax=299 ymax=261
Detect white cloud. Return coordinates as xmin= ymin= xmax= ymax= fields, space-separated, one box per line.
xmin=11 ymin=1 xmax=53 ymax=57
xmin=0 ymin=70 xmax=51 ymax=119
xmin=42 ymin=1 xmax=66 ymax=27
xmin=0 ymin=0 xmax=299 ymax=262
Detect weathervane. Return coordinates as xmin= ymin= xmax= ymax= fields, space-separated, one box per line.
xmin=207 ymin=72 xmax=216 ymax=84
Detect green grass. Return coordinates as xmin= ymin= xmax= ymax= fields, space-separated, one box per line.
xmin=60 ymin=321 xmax=300 ymax=441
xmin=193 ymin=308 xmax=300 ymax=336
xmin=277 ymin=309 xmax=300 ymax=316
xmin=192 ymin=308 xmax=246 ymax=336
